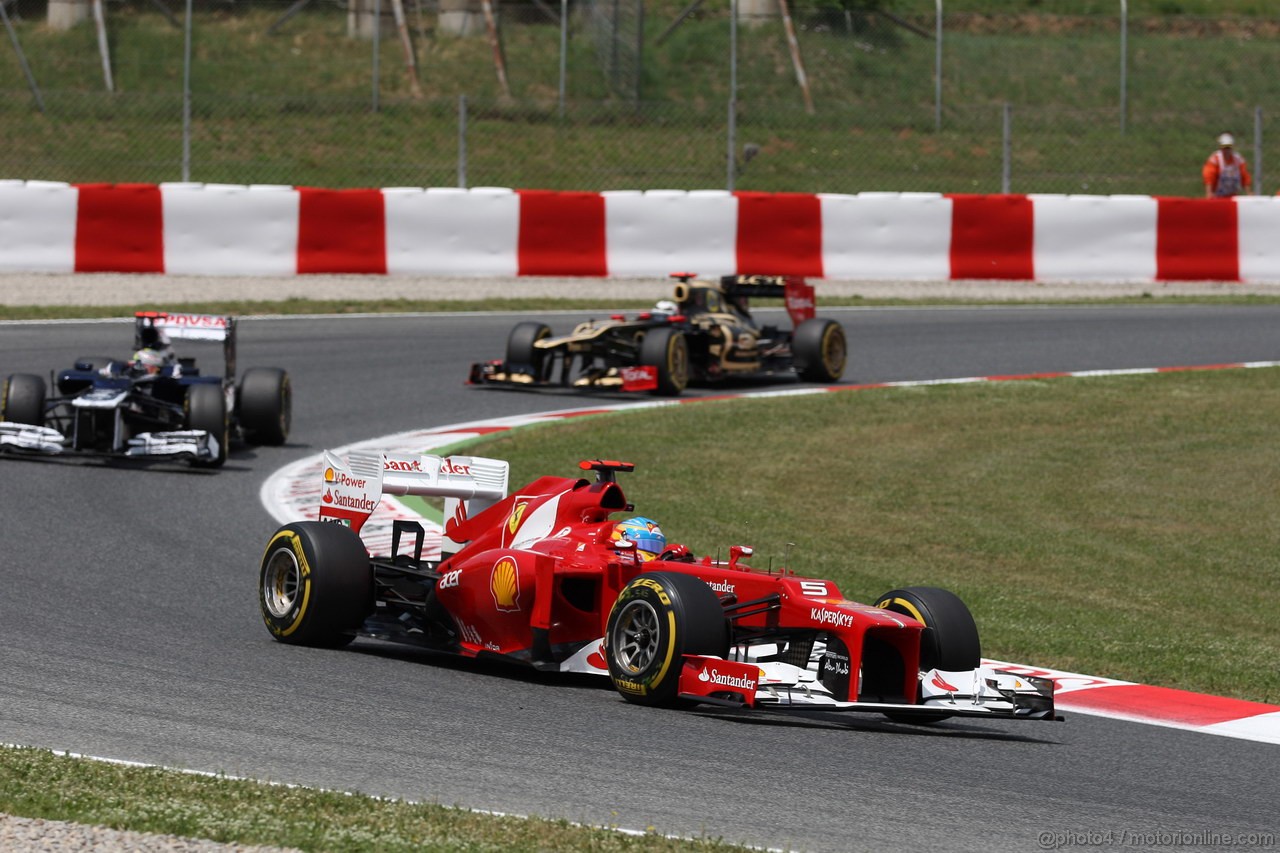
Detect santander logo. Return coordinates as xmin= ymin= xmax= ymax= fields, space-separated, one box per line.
xmin=696 ymin=668 xmax=757 ymax=690
xmin=931 ymin=673 xmax=960 ymax=692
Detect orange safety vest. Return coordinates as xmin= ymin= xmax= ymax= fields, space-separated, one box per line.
xmin=1203 ymin=149 xmax=1251 ymax=197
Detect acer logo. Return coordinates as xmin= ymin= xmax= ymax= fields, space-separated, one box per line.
xmin=438 ymin=569 xmax=462 ymax=589
xmin=810 ymin=608 xmax=854 ymax=629
xmin=440 ymin=459 xmax=472 ymax=476
xmin=384 ymin=459 xmax=422 ymax=472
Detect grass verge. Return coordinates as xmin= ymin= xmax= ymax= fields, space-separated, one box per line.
xmin=0 ymin=747 xmax=744 ymax=852
xmin=463 ymin=367 xmax=1280 ymax=704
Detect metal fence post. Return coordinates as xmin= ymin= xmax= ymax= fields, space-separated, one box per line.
xmin=458 ymin=94 xmax=468 ymax=189
xmin=1002 ymin=102 xmax=1011 ymax=193
xmin=1255 ymin=105 xmax=1263 ymax=195
xmin=182 ymin=0 xmax=192 ymax=181
xmin=558 ymin=0 xmax=567 ymax=118
xmin=1 ymin=0 xmax=44 ymax=112
xmin=726 ymin=0 xmax=738 ymax=190
xmin=372 ymin=0 xmax=382 ymax=112
xmin=1119 ymin=0 xmax=1127 ymax=135
xmin=934 ymin=0 xmax=942 ymax=132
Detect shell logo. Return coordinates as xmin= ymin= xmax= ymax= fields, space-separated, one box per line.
xmin=506 ymin=501 xmax=528 ymax=536
xmin=324 ymin=468 xmax=335 ymax=482
xmin=490 ymin=557 xmax=521 ymax=612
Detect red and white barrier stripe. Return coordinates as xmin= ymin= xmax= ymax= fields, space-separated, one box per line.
xmin=4 ymin=180 xmax=1280 ymax=282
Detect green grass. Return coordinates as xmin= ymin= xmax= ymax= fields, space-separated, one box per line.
xmin=462 ymin=367 xmax=1280 ymax=704
xmin=0 ymin=747 xmax=745 ymax=851
xmin=2 ymin=1 xmax=1278 ymax=191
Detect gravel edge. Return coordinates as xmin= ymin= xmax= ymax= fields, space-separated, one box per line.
xmin=0 ymin=812 xmax=301 ymax=853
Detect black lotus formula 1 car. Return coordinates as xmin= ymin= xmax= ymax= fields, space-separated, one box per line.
xmin=469 ymin=274 xmax=847 ymax=396
xmin=1 ymin=312 xmax=291 ymax=467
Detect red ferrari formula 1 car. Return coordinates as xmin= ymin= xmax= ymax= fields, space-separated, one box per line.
xmin=259 ymin=453 xmax=1056 ymax=723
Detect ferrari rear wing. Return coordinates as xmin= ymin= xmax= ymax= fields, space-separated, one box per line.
xmin=318 ymin=449 xmax=510 ymax=540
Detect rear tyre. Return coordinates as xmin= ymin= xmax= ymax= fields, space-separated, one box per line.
xmin=185 ymin=383 xmax=228 ymax=468
xmin=638 ymin=327 xmax=689 ymax=396
xmin=874 ymin=586 xmax=981 ymax=724
xmin=2 ymin=374 xmax=46 ymax=426
xmin=605 ymin=571 xmax=727 ymax=707
xmin=506 ymin=322 xmax=552 ymax=380
xmin=792 ymin=318 xmax=847 ymax=383
xmin=238 ymin=367 xmax=292 ymax=446
xmin=259 ymin=521 xmax=373 ymax=648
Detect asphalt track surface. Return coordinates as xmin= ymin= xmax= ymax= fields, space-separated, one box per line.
xmin=2 ymin=304 xmax=1278 ymax=852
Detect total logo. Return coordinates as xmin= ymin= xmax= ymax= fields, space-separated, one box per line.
xmin=696 ymin=668 xmax=758 ymax=690
xmin=810 ymin=608 xmax=855 ymax=629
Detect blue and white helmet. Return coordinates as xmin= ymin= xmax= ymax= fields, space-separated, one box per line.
xmin=610 ymin=516 xmax=666 ymax=561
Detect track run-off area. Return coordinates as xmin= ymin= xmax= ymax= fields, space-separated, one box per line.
xmin=3 ymin=304 xmax=1279 ymax=852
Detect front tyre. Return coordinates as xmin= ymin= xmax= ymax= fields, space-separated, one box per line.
xmin=605 ymin=572 xmax=727 ymax=707
xmin=506 ymin=322 xmax=552 ymax=381
xmin=792 ymin=318 xmax=847 ymax=383
xmin=259 ymin=521 xmax=373 ymax=648
xmin=238 ymin=367 xmax=292 ymax=446
xmin=185 ymin=382 xmax=228 ymax=468
xmin=2 ymin=374 xmax=46 ymax=426
xmin=638 ymin=327 xmax=689 ymax=396
xmin=875 ymin=586 xmax=981 ymax=724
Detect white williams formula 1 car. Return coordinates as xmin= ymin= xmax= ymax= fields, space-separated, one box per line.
xmin=1 ymin=312 xmax=290 ymax=467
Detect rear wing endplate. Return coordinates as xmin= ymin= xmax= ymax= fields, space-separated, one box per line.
xmin=318 ymin=450 xmax=510 ymax=547
xmin=719 ymin=276 xmax=815 ymax=325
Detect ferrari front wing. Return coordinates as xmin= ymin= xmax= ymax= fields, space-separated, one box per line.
xmin=677 ymin=655 xmax=1059 ymax=721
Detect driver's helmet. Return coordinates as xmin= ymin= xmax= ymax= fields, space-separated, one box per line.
xmin=610 ymin=516 xmax=666 ymax=561
xmin=130 ymin=346 xmax=173 ymax=375
xmin=654 ymin=299 xmax=678 ymax=315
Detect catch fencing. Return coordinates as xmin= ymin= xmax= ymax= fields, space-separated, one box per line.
xmin=0 ymin=0 xmax=1276 ymax=194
